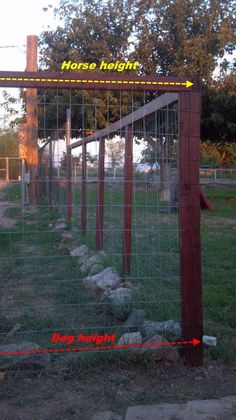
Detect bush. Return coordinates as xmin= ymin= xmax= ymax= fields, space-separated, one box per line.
xmin=200 ymin=141 xmax=236 ymax=167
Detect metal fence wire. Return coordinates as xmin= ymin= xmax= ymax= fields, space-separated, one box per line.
xmin=0 ymin=84 xmax=203 ymax=367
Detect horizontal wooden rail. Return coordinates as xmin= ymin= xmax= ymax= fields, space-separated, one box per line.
xmin=0 ymin=71 xmax=196 ymax=92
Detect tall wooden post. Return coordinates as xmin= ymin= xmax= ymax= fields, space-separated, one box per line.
xmin=81 ymin=142 xmax=87 ymax=234
xmin=122 ymin=125 xmax=133 ymax=276
xmin=25 ymin=35 xmax=39 ymax=204
xmin=95 ymin=137 xmax=105 ymax=250
xmin=6 ymin=158 xmax=9 ymax=181
xmin=66 ymin=109 xmax=72 ymax=222
xmin=179 ymin=81 xmax=203 ymax=367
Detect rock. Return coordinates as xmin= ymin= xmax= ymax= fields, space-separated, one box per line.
xmin=83 ymin=267 xmax=121 ymax=292
xmin=141 ymin=334 xmax=179 ymax=362
xmin=6 ymin=323 xmax=21 ymax=337
xmin=124 ymin=396 xmax=236 ymax=420
xmin=165 ymin=348 xmax=179 ymax=362
xmin=123 ymin=309 xmax=145 ymax=329
xmin=77 ymin=254 xmax=91 ymax=267
xmin=56 ymin=218 xmax=65 ymax=224
xmin=70 ymin=245 xmax=90 ymax=258
xmin=91 ymin=411 xmax=122 ymax=420
xmin=141 ymin=320 xmax=181 ymax=340
xmin=0 ymin=342 xmax=51 ymax=369
xmin=102 ymin=287 xmax=133 ymax=320
xmin=80 ymin=254 xmax=102 ymax=274
xmin=118 ymin=332 xmax=142 ymax=348
xmin=89 ymin=264 xmax=104 ymax=276
xmin=61 ymin=231 xmax=73 ymax=240
xmin=52 ymin=218 xmax=66 ymax=231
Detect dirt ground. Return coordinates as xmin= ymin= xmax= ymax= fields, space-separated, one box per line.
xmin=0 ymin=357 xmax=236 ymax=419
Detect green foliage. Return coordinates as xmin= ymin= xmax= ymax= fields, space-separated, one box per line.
xmin=132 ymin=0 xmax=236 ymax=81
xmin=60 ymin=150 xmax=97 ymax=171
xmin=37 ymin=0 xmax=139 ymax=138
xmin=200 ymin=141 xmax=236 ymax=166
xmin=202 ymin=74 xmax=236 ymax=143
xmin=0 ymin=129 xmax=18 ymax=156
xmin=141 ymin=143 xmax=157 ymax=165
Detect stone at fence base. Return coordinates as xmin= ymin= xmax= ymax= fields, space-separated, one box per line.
xmin=141 ymin=334 xmax=179 ymax=362
xmin=123 ymin=308 xmax=145 ymax=329
xmin=117 ymin=331 xmax=142 ymax=351
xmin=52 ymin=218 xmax=66 ymax=232
xmin=141 ymin=319 xmax=181 ymax=340
xmin=70 ymin=245 xmax=90 ymax=258
xmin=102 ymin=287 xmax=133 ymax=320
xmin=77 ymin=253 xmax=91 ymax=267
xmin=80 ymin=254 xmax=102 ymax=274
xmin=89 ymin=264 xmax=104 ymax=276
xmin=83 ymin=267 xmax=121 ymax=292
xmin=61 ymin=231 xmax=73 ymax=240
xmin=90 ymin=411 xmax=122 ymax=420
xmin=0 ymin=342 xmax=51 ymax=369
xmin=124 ymin=396 xmax=236 ymax=420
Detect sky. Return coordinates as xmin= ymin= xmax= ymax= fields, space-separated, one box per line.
xmin=0 ymin=0 xmax=60 ymax=125
xmin=0 ymin=0 xmax=59 ymax=72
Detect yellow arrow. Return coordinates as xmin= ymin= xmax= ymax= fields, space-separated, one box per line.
xmin=0 ymin=76 xmax=194 ymax=88
xmin=186 ymin=80 xmax=193 ymax=88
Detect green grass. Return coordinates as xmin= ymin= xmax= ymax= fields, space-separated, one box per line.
xmin=0 ymin=182 xmax=235 ymax=364
xmin=201 ymin=185 xmax=236 ymax=361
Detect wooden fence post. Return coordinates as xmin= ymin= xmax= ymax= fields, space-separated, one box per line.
xmin=25 ymin=35 xmax=39 ymax=204
xmin=66 ymin=109 xmax=72 ymax=222
xmin=179 ymin=82 xmax=203 ymax=367
xmin=81 ymin=142 xmax=87 ymax=234
xmin=123 ymin=125 xmax=133 ymax=275
xmin=95 ymin=137 xmax=105 ymax=250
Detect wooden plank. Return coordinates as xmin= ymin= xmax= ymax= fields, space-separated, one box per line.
xmin=122 ymin=125 xmax=133 ymax=276
xmin=70 ymin=93 xmax=178 ymax=149
xmin=81 ymin=143 xmax=87 ymax=234
xmin=95 ymin=138 xmax=105 ymax=250
xmin=66 ymin=109 xmax=72 ymax=221
xmin=179 ymin=88 xmax=203 ymax=367
xmin=0 ymin=70 xmax=193 ymax=92
xmin=25 ymin=36 xmax=39 ymax=204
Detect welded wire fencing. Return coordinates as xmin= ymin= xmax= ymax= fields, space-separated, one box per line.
xmin=0 ymin=82 xmax=203 ymax=367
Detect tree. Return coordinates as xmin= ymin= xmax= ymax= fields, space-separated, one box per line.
xmin=202 ymin=69 xmax=236 ymax=143
xmin=141 ymin=142 xmax=157 ymax=167
xmin=106 ymin=137 xmax=125 ymax=176
xmin=60 ymin=150 xmax=97 ymax=171
xmin=130 ymin=0 xmax=236 ymax=198
xmin=132 ymin=0 xmax=236 ymax=82
xmin=38 ymin=0 xmax=137 ymax=135
xmin=0 ymin=129 xmax=18 ymax=156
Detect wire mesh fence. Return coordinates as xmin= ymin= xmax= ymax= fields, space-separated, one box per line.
xmin=0 ymin=84 xmax=203 ymax=367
